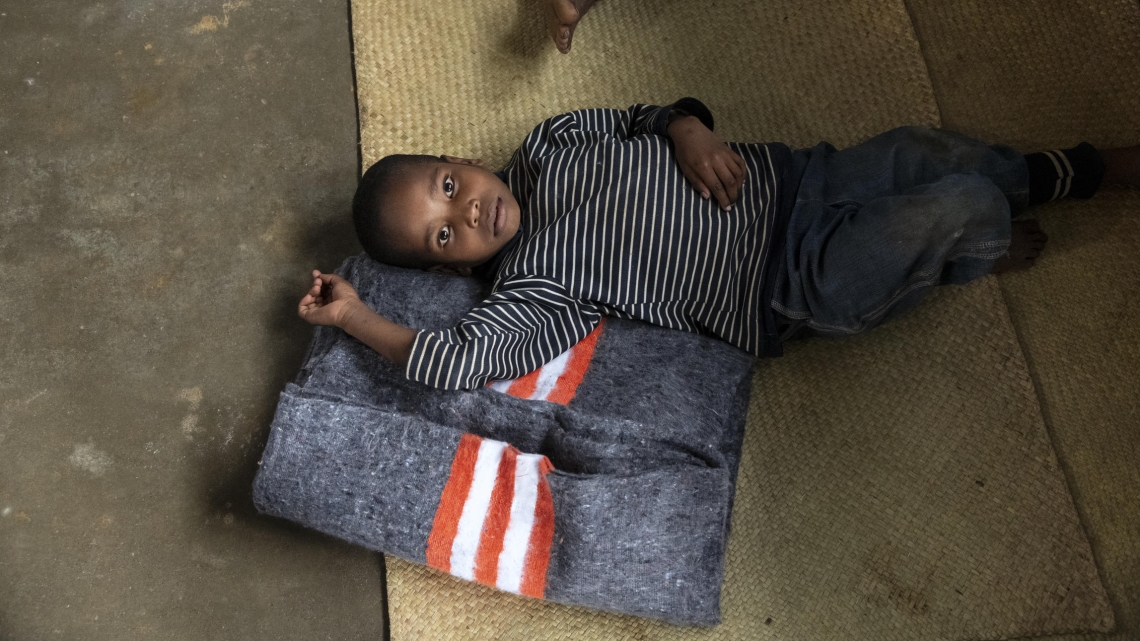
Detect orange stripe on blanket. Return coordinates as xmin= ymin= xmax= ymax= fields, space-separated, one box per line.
xmin=505 ymin=366 xmax=541 ymax=400
xmin=426 ymin=438 xmax=558 ymax=600
xmin=473 ymin=446 xmax=517 ymax=586
xmin=520 ymin=457 xmax=556 ymax=598
xmin=425 ymin=433 xmax=482 ymax=573
xmin=546 ymin=319 xmax=605 ymax=405
xmin=487 ymin=321 xmax=606 ymax=406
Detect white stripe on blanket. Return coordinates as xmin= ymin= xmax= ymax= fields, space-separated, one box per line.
xmin=496 ymin=453 xmax=545 ymax=593
xmin=450 ymin=439 xmax=506 ymax=580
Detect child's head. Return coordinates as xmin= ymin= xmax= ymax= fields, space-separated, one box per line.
xmin=352 ymin=154 xmax=522 ymax=276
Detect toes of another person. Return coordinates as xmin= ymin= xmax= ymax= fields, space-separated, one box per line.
xmin=553 ymin=0 xmax=579 ymax=23
xmin=550 ymin=27 xmax=572 ymax=53
xmin=548 ymin=0 xmax=578 ymax=50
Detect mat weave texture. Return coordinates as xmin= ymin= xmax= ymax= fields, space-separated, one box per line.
xmin=999 ymin=194 xmax=1140 ymax=641
xmin=905 ymin=0 xmax=1140 ymax=150
xmin=349 ymin=0 xmax=1117 ymax=638
xmin=353 ymin=0 xmax=940 ymax=169
xmin=904 ymin=4 xmax=1140 ymax=638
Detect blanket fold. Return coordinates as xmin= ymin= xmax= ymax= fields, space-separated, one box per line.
xmin=254 ymin=255 xmax=755 ymax=624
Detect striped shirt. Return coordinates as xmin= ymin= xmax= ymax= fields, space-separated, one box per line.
xmin=406 ymin=100 xmax=795 ymax=390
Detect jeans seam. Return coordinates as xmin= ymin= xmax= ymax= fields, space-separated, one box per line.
xmin=770 ymin=299 xmax=811 ymax=319
xmin=777 ymin=236 xmax=1010 ymax=335
xmin=805 ymin=239 xmax=1010 ymax=334
xmin=805 ymin=270 xmax=938 ymax=334
xmin=867 ymin=240 xmax=1012 ymax=327
xmin=945 ymin=239 xmax=1011 ymax=262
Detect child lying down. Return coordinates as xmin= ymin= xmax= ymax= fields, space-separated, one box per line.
xmin=297 ymin=98 xmax=1139 ymax=390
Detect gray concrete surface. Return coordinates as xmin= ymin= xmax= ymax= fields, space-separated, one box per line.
xmin=0 ymin=0 xmax=388 ymax=638
xmin=3 ymin=1 xmax=1135 ymax=640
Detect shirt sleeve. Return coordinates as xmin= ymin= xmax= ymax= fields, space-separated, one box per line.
xmin=499 ymin=98 xmax=715 ymax=199
xmin=404 ymin=277 xmax=603 ymax=391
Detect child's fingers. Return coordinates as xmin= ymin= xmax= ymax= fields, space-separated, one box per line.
xmin=300 ymin=289 xmax=325 ymax=306
xmin=721 ymin=148 xmax=744 ymax=176
xmin=317 ymin=273 xmax=341 ymax=295
xmin=680 ymin=164 xmax=710 ymax=199
xmin=727 ymin=153 xmax=746 ymax=189
xmin=701 ymin=162 xmax=734 ymax=209
xmin=709 ymin=179 xmax=731 ymax=210
xmin=692 ymin=174 xmax=711 ymax=200
xmin=720 ymin=149 xmax=745 ymax=182
xmin=298 ymin=298 xmax=314 ymax=318
xmin=716 ymin=160 xmax=740 ymax=205
xmin=727 ymin=159 xmax=744 ymax=182
xmin=695 ymin=162 xmax=724 ymax=202
xmin=323 ymin=273 xmax=349 ymax=288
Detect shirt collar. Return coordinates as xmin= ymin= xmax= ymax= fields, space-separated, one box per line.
xmin=472 ymin=226 xmax=523 ymax=282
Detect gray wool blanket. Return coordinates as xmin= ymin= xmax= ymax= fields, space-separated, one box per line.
xmin=253 ymin=255 xmax=755 ymax=625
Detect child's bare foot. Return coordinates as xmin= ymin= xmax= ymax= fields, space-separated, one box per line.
xmin=546 ymin=0 xmax=597 ymax=54
xmin=992 ymin=219 xmax=1048 ymax=274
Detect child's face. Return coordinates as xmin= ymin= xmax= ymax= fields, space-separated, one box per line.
xmin=381 ymin=156 xmax=521 ymax=275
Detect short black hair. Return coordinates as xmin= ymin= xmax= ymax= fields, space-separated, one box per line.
xmin=352 ymin=153 xmax=438 ymax=266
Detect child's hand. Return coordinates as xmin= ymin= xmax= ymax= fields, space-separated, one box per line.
xmin=668 ymin=116 xmax=747 ymax=210
xmin=298 ymin=270 xmax=362 ymax=328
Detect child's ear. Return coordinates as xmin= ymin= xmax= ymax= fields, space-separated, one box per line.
xmin=426 ymin=264 xmax=473 ymax=277
xmin=440 ymin=154 xmax=484 ymax=167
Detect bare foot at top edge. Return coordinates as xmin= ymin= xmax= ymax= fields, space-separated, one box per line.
xmin=992 ymin=219 xmax=1048 ymax=274
xmin=546 ymin=0 xmax=597 ymax=54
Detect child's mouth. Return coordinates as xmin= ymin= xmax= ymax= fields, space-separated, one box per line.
xmin=491 ymin=197 xmax=505 ymax=236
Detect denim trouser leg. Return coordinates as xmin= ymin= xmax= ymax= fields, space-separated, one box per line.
xmin=773 ymin=126 xmax=1029 ymax=337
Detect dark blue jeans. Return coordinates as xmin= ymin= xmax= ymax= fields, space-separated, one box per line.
xmin=772 ymin=126 xmax=1029 ymax=338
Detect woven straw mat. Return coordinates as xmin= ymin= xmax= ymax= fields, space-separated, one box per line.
xmin=905 ymin=0 xmax=1140 ymax=150
xmin=999 ymin=193 xmax=1140 ymax=641
xmin=350 ymin=0 xmax=1116 ymax=639
xmin=907 ymin=3 xmax=1140 ymax=639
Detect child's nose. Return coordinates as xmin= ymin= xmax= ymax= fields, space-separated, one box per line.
xmin=465 ymin=199 xmax=480 ymax=227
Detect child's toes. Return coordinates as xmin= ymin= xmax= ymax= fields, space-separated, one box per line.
xmin=546 ymin=0 xmax=579 ymax=52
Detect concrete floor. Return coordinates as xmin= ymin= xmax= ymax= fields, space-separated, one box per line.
xmin=3 ymin=1 xmax=1137 ymax=640
xmin=0 ymin=0 xmax=389 ymax=638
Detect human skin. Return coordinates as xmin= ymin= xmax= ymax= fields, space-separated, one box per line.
xmin=378 ymin=155 xmax=524 ymax=277
xmin=301 ymin=129 xmax=1140 ymax=369
xmin=546 ymin=0 xmax=598 ymax=54
xmin=298 ymin=115 xmax=747 ymax=369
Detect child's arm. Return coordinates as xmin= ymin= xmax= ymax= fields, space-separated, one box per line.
xmin=298 ymin=271 xmax=598 ymax=390
xmin=408 ymin=278 xmax=600 ymax=390
xmin=504 ymin=99 xmax=745 ymax=211
xmin=504 ymin=100 xmax=710 ymax=184
xmin=297 ymin=270 xmax=416 ymax=368
xmin=667 ymin=115 xmax=747 ymax=211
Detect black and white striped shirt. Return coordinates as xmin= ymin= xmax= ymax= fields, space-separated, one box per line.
xmin=406 ymin=100 xmax=795 ymax=390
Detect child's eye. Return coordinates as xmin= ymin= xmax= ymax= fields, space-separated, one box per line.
xmin=443 ymin=176 xmax=455 ymax=196
xmin=438 ymin=226 xmax=451 ymax=246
